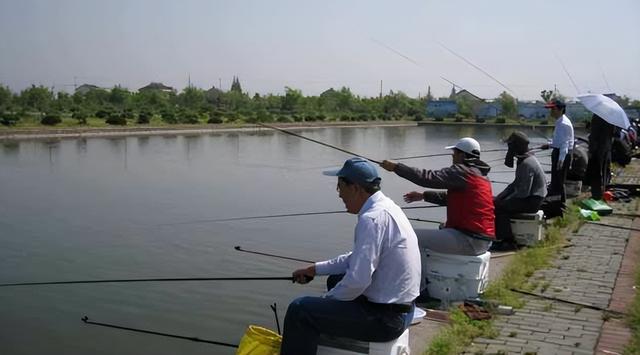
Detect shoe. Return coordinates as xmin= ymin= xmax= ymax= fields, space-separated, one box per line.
xmin=489 ymin=241 xmax=518 ymax=252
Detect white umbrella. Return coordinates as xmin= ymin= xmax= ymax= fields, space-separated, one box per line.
xmin=577 ymin=94 xmax=630 ymax=129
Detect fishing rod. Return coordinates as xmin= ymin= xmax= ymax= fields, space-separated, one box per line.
xmin=158 ymin=205 xmax=443 ymax=226
xmin=0 ymin=276 xmax=296 ymax=288
xmin=235 ymin=246 xmax=314 ymax=263
xmin=436 ymin=41 xmax=518 ymax=97
xmin=553 ymin=51 xmax=581 ymax=95
xmin=393 ymin=147 xmax=547 ymax=161
xmin=586 ymin=221 xmax=640 ymax=233
xmin=82 ymin=316 xmax=239 ymax=348
xmin=256 ymin=123 xmax=381 ymax=164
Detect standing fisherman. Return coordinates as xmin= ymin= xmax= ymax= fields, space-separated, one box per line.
xmin=586 ymin=114 xmax=614 ymax=201
xmin=540 ymin=99 xmax=574 ymax=217
xmin=280 ymin=157 xmax=421 ymax=355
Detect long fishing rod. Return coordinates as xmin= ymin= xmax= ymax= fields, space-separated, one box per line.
xmin=256 ymin=123 xmax=381 ymax=164
xmin=554 ymin=52 xmax=581 ymax=95
xmin=586 ymin=221 xmax=640 ymax=233
xmin=158 ymin=205 xmax=443 ymax=226
xmin=393 ymin=147 xmax=547 ymax=161
xmin=82 ymin=316 xmax=239 ymax=348
xmin=436 ymin=41 xmax=518 ymax=97
xmin=0 ymin=276 xmax=295 ymax=288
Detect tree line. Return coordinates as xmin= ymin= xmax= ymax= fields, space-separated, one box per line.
xmin=0 ymin=80 xmax=637 ymax=127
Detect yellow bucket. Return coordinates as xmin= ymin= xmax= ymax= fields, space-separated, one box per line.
xmin=235 ymin=325 xmax=282 ymax=355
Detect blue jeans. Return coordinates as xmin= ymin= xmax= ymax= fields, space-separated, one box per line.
xmin=279 ymin=295 xmax=413 ymax=355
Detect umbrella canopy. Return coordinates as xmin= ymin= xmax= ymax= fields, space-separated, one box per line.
xmin=577 ymin=94 xmax=630 ymax=129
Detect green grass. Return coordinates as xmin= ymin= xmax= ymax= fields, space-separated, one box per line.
xmin=424 ymin=205 xmax=583 ymax=355
xmin=624 ymin=247 xmax=640 ymax=354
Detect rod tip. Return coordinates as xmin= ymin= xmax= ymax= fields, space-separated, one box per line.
xmin=234 ymin=246 xmax=241 ymax=250
xmin=81 ymin=316 xmax=88 ymax=322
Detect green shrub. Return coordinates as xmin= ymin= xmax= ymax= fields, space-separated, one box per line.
xmin=316 ymin=113 xmax=326 ymax=121
xmin=137 ymin=112 xmax=151 ymax=124
xmin=495 ymin=117 xmax=506 ymax=124
xmin=95 ymin=109 xmax=111 ymax=119
xmin=276 ymin=115 xmax=293 ymax=123
xmin=41 ymin=114 xmax=62 ymax=126
xmin=179 ymin=112 xmax=200 ymax=124
xmin=539 ymin=120 xmax=548 ymax=125
xmin=433 ymin=117 xmax=444 ymax=122
xmin=413 ymin=112 xmax=425 ymax=121
xmin=161 ymin=110 xmax=177 ymax=124
xmin=475 ymin=117 xmax=486 ymax=123
xmin=105 ymin=113 xmax=127 ymax=125
xmin=72 ymin=111 xmax=87 ymax=124
xmin=0 ymin=112 xmax=19 ymax=126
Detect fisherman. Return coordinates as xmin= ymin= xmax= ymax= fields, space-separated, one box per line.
xmin=540 ymin=99 xmax=574 ymax=217
xmin=380 ymin=137 xmax=495 ymax=256
xmin=586 ymin=114 xmax=615 ymax=201
xmin=492 ymin=131 xmax=547 ymax=250
xmin=280 ymin=157 xmax=421 ymax=355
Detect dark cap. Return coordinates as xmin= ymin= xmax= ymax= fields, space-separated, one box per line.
xmin=323 ymin=157 xmax=381 ymax=185
xmin=544 ymin=99 xmax=566 ymax=109
xmin=505 ymin=131 xmax=530 ymax=146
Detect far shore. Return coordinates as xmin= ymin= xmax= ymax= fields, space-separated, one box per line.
xmin=0 ymin=120 xmax=557 ymax=142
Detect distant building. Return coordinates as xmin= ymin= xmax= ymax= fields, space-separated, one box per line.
xmin=476 ymin=102 xmax=501 ymax=118
xmin=566 ymin=102 xmax=591 ymax=121
xmin=75 ymin=84 xmax=101 ymax=95
xmin=517 ymin=101 xmax=547 ymax=119
xmin=426 ymin=100 xmax=457 ymax=118
xmin=138 ymin=82 xmax=175 ymax=93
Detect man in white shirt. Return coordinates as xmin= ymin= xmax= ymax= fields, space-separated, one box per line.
xmin=540 ymin=99 xmax=574 ymax=215
xmin=280 ymin=157 xmax=421 ymax=355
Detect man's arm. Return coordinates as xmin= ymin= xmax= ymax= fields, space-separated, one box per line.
xmin=324 ymin=217 xmax=382 ymax=301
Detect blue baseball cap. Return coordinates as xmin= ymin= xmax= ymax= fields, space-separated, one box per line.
xmin=323 ymin=157 xmax=381 ymax=185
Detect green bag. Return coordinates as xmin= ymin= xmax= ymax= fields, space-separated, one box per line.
xmin=579 ymin=199 xmax=613 ymax=216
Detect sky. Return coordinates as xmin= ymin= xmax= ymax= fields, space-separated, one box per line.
xmin=1 ymin=0 xmax=639 ymax=100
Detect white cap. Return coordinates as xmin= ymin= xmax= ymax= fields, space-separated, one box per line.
xmin=445 ymin=137 xmax=481 ymax=157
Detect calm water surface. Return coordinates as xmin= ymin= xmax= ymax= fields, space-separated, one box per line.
xmin=0 ymin=125 xmax=552 ymax=354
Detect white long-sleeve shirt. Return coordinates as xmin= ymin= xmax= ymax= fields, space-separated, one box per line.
xmin=550 ymin=114 xmax=574 ymax=162
xmin=314 ymin=191 xmax=421 ymax=303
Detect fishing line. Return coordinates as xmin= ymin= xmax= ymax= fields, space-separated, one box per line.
xmin=553 ymin=52 xmax=581 ymax=95
xmin=158 ymin=205 xmax=443 ymax=226
xmin=0 ymin=276 xmax=296 ymax=288
xmin=82 ymin=316 xmax=239 ymax=348
xmin=436 ymin=41 xmax=518 ymax=97
xmin=256 ymin=123 xmax=381 ymax=164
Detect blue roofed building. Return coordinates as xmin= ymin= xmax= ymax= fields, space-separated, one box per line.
xmin=426 ymin=100 xmax=457 ymax=118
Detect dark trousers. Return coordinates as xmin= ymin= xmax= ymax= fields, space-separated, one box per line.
xmin=549 ymin=148 xmax=573 ymax=202
xmin=586 ymin=150 xmax=611 ymax=200
xmin=494 ymin=196 xmax=544 ymax=242
xmin=280 ymin=275 xmax=412 ymax=355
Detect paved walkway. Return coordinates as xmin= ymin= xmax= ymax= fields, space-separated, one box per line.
xmin=460 ymin=198 xmax=638 ymax=355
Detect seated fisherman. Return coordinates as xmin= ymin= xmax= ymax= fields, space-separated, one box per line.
xmin=381 ymin=137 xmax=495 ymax=256
xmin=280 ymin=157 xmax=421 ymax=355
xmin=493 ymin=131 xmax=547 ymax=250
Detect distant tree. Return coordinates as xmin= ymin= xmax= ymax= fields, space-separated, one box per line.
xmin=108 ymin=86 xmax=131 ymax=108
xmin=449 ymin=85 xmax=457 ymax=99
xmin=540 ymin=90 xmax=553 ymax=102
xmin=18 ymin=85 xmax=54 ymax=113
xmin=230 ymin=76 xmax=243 ymax=93
xmin=281 ymin=87 xmax=303 ymax=112
xmin=72 ymin=110 xmax=88 ymax=124
xmin=455 ymin=95 xmax=474 ymax=118
xmin=53 ymin=91 xmax=73 ymax=112
xmin=0 ymin=84 xmax=12 ymax=110
xmin=178 ymin=86 xmax=205 ymax=111
xmin=497 ymin=91 xmax=517 ymax=118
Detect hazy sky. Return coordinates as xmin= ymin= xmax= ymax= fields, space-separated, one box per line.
xmin=1 ymin=0 xmax=639 ymax=100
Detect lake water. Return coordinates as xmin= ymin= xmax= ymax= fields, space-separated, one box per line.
xmin=0 ymin=124 xmax=553 ymax=354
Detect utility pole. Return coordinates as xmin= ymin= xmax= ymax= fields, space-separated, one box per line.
xmin=219 ymin=78 xmax=222 ymax=89
xmin=188 ymin=73 xmax=191 ymax=88
xmin=379 ymin=80 xmax=383 ymax=99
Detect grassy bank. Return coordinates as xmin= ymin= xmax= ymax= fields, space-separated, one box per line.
xmin=425 ymin=205 xmax=583 ymax=355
